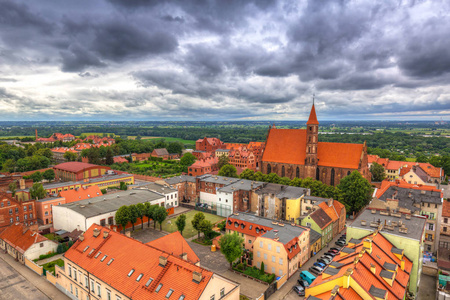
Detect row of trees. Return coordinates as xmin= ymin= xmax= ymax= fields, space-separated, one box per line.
xmin=115 ymin=203 xmax=168 ymax=232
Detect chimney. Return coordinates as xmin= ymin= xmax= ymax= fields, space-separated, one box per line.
xmin=19 ymin=179 xmax=25 ymax=190
xmin=370 ymin=263 xmax=376 ymax=274
xmin=79 ymin=234 xmax=84 ymax=241
xmin=159 ymin=256 xmax=168 ymax=267
xmin=35 ymin=129 xmax=38 ymax=140
xmin=331 ymin=285 xmax=339 ymax=297
xmin=400 ymin=260 xmax=405 ymax=271
xmin=181 ymin=253 xmax=187 ymax=261
xmin=93 ymin=228 xmax=100 ymax=237
xmin=125 ymin=231 xmax=131 ymax=237
xmin=363 ymin=238 xmax=372 ymax=254
xmin=343 ymin=268 xmax=353 ymax=288
xmin=193 ymin=271 xmax=202 ymax=283
xmin=103 ymin=231 xmax=109 ymax=239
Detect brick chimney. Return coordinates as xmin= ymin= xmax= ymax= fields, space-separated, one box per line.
xmin=159 ymin=256 xmax=168 ymax=267
xmin=331 ymin=285 xmax=340 ymax=297
xmin=19 ymin=179 xmax=25 ymax=190
xmin=363 ymin=238 xmax=373 ymax=254
xmin=343 ymin=268 xmax=353 ymax=288
xmin=103 ymin=231 xmax=109 ymax=239
xmin=93 ymin=228 xmax=100 ymax=237
xmin=193 ymin=271 xmax=202 ymax=283
xmin=370 ymin=263 xmax=376 ymax=274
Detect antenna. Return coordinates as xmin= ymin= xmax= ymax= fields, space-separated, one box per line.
xmin=313 ymin=93 xmax=315 ymax=105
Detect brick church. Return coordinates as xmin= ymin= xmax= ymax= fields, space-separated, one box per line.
xmin=261 ymin=104 xmax=370 ymax=186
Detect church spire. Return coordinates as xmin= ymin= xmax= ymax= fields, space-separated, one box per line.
xmin=306 ymin=96 xmax=319 ymax=125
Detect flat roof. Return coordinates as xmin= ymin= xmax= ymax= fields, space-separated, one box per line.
xmin=198 ymin=175 xmax=239 ymax=186
xmin=256 ymin=183 xmax=308 ymax=199
xmin=349 ymin=208 xmax=426 ymax=241
xmin=165 ymin=175 xmax=196 ymax=184
xmin=57 ymin=189 xmax=164 ymax=218
xmin=134 ymin=182 xmax=177 ymax=195
xmin=218 ymin=179 xmax=265 ymax=193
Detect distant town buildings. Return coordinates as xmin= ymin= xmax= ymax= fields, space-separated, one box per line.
xmin=53 ymin=162 xmax=111 ymax=181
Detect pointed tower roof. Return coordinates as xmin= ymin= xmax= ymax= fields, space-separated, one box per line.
xmin=306 ymin=104 xmax=319 ymax=125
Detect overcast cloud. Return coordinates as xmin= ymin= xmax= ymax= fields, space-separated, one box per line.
xmin=0 ymin=0 xmax=449 ymax=121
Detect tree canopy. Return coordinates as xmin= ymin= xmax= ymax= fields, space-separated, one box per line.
xmin=219 ymin=232 xmax=244 ymax=267
xmin=153 ymin=206 xmax=168 ymax=231
xmin=370 ymin=162 xmax=386 ymax=182
xmin=115 ymin=206 xmax=130 ymax=233
xmin=29 ymin=183 xmax=46 ymax=200
xmin=192 ymin=212 xmax=205 ymax=239
xmin=218 ymin=164 xmax=238 ymax=178
xmin=338 ymin=170 xmax=372 ymax=214
xmin=175 ymin=214 xmax=187 ymax=236
xmin=180 ymin=153 xmax=196 ymax=166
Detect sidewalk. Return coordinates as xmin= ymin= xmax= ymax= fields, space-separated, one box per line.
xmin=0 ymin=251 xmax=69 ymax=300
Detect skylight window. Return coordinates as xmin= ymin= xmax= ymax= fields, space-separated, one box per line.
xmin=166 ymin=289 xmax=174 ymax=298
xmin=88 ymin=249 xmax=95 ymax=255
xmin=145 ymin=278 xmax=154 ymax=287
xmin=136 ymin=273 xmax=143 ymax=282
xmin=107 ymin=258 xmax=114 ymax=265
xmin=128 ymin=269 xmax=135 ymax=277
xmin=83 ymin=246 xmax=89 ymax=252
xmin=155 ymin=283 xmax=163 ymax=293
xmin=95 ymin=251 xmax=102 ymax=259
xmin=101 ymin=255 xmax=107 ymax=262
xmin=179 ymin=295 xmax=185 ymax=300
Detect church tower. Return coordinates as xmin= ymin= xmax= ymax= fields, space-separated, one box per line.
xmin=305 ymin=102 xmax=319 ymax=178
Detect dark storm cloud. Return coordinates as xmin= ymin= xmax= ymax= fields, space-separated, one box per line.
xmin=1 ymin=0 xmax=450 ymax=120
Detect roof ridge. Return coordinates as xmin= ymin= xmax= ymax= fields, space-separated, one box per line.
xmin=358 ymin=259 xmax=403 ymax=300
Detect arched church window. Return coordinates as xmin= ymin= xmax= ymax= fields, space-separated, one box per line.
xmin=316 ymin=168 xmax=320 ymax=181
xmin=331 ymin=168 xmax=335 ymax=186
xmin=281 ymin=166 xmax=285 ymax=177
xmin=296 ymin=167 xmax=300 ymax=178
xmin=267 ymin=164 xmax=271 ymax=174
xmin=347 ymin=171 xmax=351 ymax=176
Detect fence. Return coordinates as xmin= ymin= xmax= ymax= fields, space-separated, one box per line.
xmin=264 ymin=280 xmax=278 ymax=299
xmin=25 ymin=258 xmax=43 ymax=276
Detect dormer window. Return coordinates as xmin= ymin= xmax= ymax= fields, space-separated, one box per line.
xmin=256 ymin=228 xmax=259 ymax=233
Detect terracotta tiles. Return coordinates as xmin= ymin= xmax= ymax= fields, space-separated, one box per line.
xmin=146 ymin=231 xmax=200 ymax=264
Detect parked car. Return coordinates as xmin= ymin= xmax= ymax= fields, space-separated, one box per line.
xmin=318 ymin=257 xmax=331 ymax=265
xmin=293 ymin=285 xmax=305 ymax=296
xmin=328 ymin=249 xmax=339 ymax=254
xmin=300 ymin=271 xmax=316 ymax=285
xmin=330 ymin=247 xmax=341 ymax=252
xmin=335 ymin=240 xmax=346 ymax=247
xmin=326 ymin=251 xmax=337 ymax=257
xmin=309 ymin=265 xmax=323 ymax=275
xmin=322 ymin=254 xmax=334 ymax=261
xmin=297 ymin=279 xmax=310 ymax=288
xmin=314 ymin=262 xmax=326 ymax=268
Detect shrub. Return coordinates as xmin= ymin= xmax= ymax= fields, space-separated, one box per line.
xmin=217 ymin=220 xmax=226 ymax=231
xmin=236 ymin=263 xmax=244 ymax=271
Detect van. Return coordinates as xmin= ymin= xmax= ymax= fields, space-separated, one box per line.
xmin=300 ymin=270 xmax=316 ymax=285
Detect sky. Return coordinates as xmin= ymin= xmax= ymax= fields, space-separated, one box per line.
xmin=1 ymin=0 xmax=450 ymax=121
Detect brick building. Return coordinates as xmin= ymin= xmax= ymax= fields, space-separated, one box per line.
xmin=54 ymin=162 xmax=111 ymax=181
xmin=165 ymin=175 xmax=197 ymax=203
xmin=262 ymin=104 xmax=370 ymax=186
xmin=151 ymin=148 xmax=170 ymax=160
xmin=196 ymin=137 xmax=224 ymax=152
xmin=0 ymin=192 xmax=37 ymax=230
xmin=188 ymin=157 xmax=218 ymax=176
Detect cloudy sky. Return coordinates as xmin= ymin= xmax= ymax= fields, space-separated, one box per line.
xmin=1 ymin=0 xmax=450 ymax=121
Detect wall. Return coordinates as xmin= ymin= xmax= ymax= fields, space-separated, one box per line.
xmin=216 ymin=191 xmax=233 ymax=217
xmin=53 ymin=205 xmax=87 ymax=232
xmin=25 ymin=258 xmax=43 ymax=275
xmin=25 ymin=240 xmax=58 ymax=260
xmin=286 ymin=197 xmax=302 ymax=222
xmin=36 ymin=197 xmax=65 ymax=225
xmin=46 ymin=270 xmax=57 ymax=285
xmin=199 ymin=273 xmax=240 ymax=300
xmin=253 ymin=237 xmax=288 ymax=278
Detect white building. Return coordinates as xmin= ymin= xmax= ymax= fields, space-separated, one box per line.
xmin=131 ymin=182 xmax=179 ymax=209
xmin=53 ymin=189 xmax=165 ymax=232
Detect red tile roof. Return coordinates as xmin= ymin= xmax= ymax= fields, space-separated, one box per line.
xmin=59 ymin=185 xmax=102 ymax=204
xmin=443 ymin=200 xmax=450 ymax=218
xmin=113 ymin=156 xmax=129 ymax=164
xmin=64 ymin=225 xmax=215 ymax=300
xmin=226 ymin=217 xmax=273 ymax=238
xmin=307 ymin=104 xmax=319 ymax=125
xmin=50 ymin=147 xmax=78 ymax=154
xmin=0 ymin=224 xmax=50 ymax=254
xmin=146 ymin=231 xmax=200 ymax=264
xmin=368 ymin=155 xmax=379 ymax=164
xmin=53 ymin=162 xmax=109 ymax=173
xmin=376 ymin=179 xmax=442 ymax=198
xmin=263 ymin=129 xmax=364 ymax=169
xmin=318 ymin=202 xmax=339 ymax=222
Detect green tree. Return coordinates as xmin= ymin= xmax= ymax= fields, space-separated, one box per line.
xmin=105 ymin=148 xmax=114 ymax=165
xmin=2 ymin=159 xmax=16 ymax=173
xmin=29 ymin=183 xmax=46 ymax=200
xmin=36 ymin=148 xmax=53 ymax=159
xmin=218 ymin=164 xmax=238 ymax=178
xmin=43 ymin=169 xmax=55 ymax=181
xmin=219 ymin=232 xmax=244 ymax=268
xmin=29 ymin=171 xmax=43 ymax=183
xmin=136 ymin=203 xmax=146 ymax=230
xmin=180 ymin=153 xmax=196 ymax=166
xmin=217 ymin=155 xmax=229 ymax=170
xmin=337 ymin=171 xmax=372 ymax=214
xmin=128 ymin=204 xmax=139 ymax=231
xmin=198 ymin=219 xmax=213 ymax=239
xmin=153 ymin=206 xmax=168 ymax=231
xmin=370 ymin=162 xmax=386 ymax=182
xmin=8 ymin=181 xmax=17 ymax=197
xmin=260 ymin=262 xmax=265 ymax=274
xmin=415 ymin=154 xmax=428 ymax=163
xmin=167 ymin=141 xmax=183 ymax=155
xmin=63 ymin=151 xmax=78 ymax=162
xmin=175 ymin=214 xmax=187 ymax=236
xmin=115 ymin=206 xmax=130 ymax=233
xmin=239 ymin=169 xmax=255 ymax=180
xmin=144 ymin=203 xmax=157 ymax=228
xmin=120 ymin=181 xmax=128 ymax=190
xmin=192 ymin=212 xmax=205 ymax=239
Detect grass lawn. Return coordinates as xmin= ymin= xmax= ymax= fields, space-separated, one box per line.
xmin=142 ymin=136 xmax=196 ymax=147
xmin=42 ymin=259 xmax=64 ymax=275
xmin=161 ymin=210 xmax=225 ymax=239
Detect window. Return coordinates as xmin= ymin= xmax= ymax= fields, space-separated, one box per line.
xmin=445 ymin=227 xmax=448 ymax=232
xmin=166 ymin=289 xmax=174 ymax=298
xmin=97 ymin=283 xmax=101 ymax=296
xmin=279 ymin=258 xmax=283 ymax=265
xmin=428 ymin=223 xmax=434 ymax=231
xmin=145 ymin=278 xmax=154 ymax=287
xmin=128 ymin=269 xmax=135 ymax=277
xmin=279 ymin=269 xmax=283 ymax=276
xmin=85 ymin=277 xmax=89 ymax=288
xmin=106 ymin=290 xmax=111 ymax=300
xmin=15 ymin=208 xmax=18 ymax=213
xmin=272 ymin=255 xmax=275 ymax=262
xmin=70 ymin=283 xmax=73 ymax=294
xmin=9 ymin=218 xmax=12 ymax=223
xmin=90 ymin=280 xmax=95 ymax=292
xmin=74 ymin=268 xmax=77 ymax=280
xmin=16 ymin=216 xmax=19 ymax=221
xmin=94 ymin=251 xmax=101 ymax=258
xmin=24 ymin=206 xmax=27 ymax=212
xmin=107 ymin=258 xmax=114 ymax=265
xmin=29 ymin=213 xmax=32 ymax=219
xmin=276 ymin=246 xmax=280 ymax=253
xmin=116 ymin=296 xmax=121 ymax=300
xmin=220 ymin=288 xmax=225 ymax=297
xmin=68 ymin=265 xmax=72 ymax=277
xmin=272 ymin=266 xmax=275 ymax=273
xmin=179 ymin=296 xmax=185 ymax=300
xmin=445 ymin=218 xmax=448 ymax=224
xmin=9 ymin=209 xmax=12 ymax=215
xmin=268 ymin=243 xmax=272 ymax=250
xmin=264 ymin=253 xmax=267 ymax=260
xmin=101 ymin=255 xmax=107 ymax=262
xmin=257 ymin=251 xmax=260 ymax=258
xmin=24 ymin=215 xmax=27 ymax=220
xmin=7 ymin=201 xmax=10 ymax=206
xmin=75 ymin=288 xmax=78 ymax=298
xmin=136 ymin=273 xmax=143 ymax=282
xmin=210 ymin=295 xmax=215 ymax=300
xmin=78 ymin=271 xmax=82 ymax=282
xmin=156 ymin=283 xmax=163 ymax=293
xmin=249 ymin=240 xmax=252 ymax=244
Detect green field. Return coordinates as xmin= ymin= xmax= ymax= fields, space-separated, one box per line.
xmin=42 ymin=259 xmax=64 ymax=275
xmin=80 ymin=133 xmax=117 ymax=137
xmin=406 ymin=157 xmax=416 ymax=162
xmin=142 ymin=136 xmax=196 ymax=146
xmin=0 ymin=136 xmax=34 ymax=139
xmin=161 ymin=210 xmax=225 ymax=239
